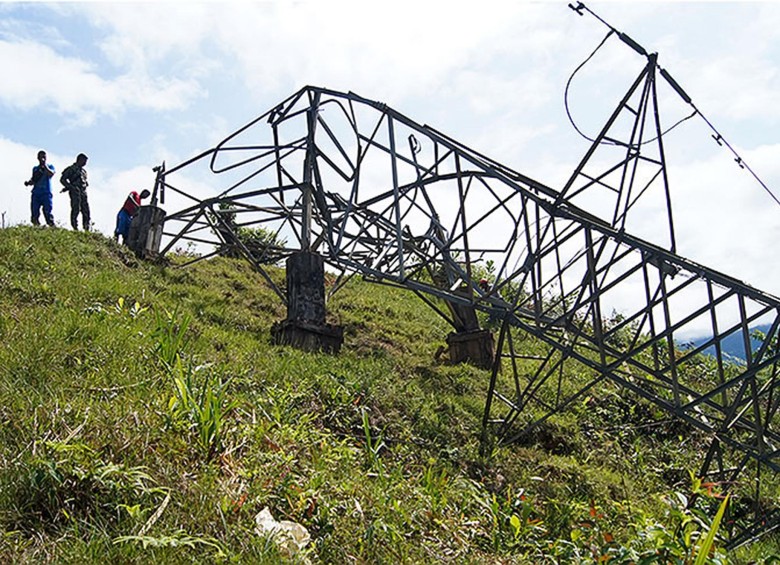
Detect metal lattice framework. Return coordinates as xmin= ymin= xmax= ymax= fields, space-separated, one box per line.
xmin=153 ymin=59 xmax=780 ymax=545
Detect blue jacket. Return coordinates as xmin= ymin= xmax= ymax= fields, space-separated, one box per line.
xmin=30 ymin=164 xmax=55 ymax=194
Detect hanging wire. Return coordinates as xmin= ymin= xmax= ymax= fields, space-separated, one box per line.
xmin=563 ymin=30 xmax=613 ymax=144
xmin=640 ymin=110 xmax=697 ymax=146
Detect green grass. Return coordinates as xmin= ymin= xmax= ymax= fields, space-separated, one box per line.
xmin=0 ymin=225 xmax=777 ymax=563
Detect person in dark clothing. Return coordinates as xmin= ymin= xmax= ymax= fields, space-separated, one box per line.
xmin=60 ymin=153 xmax=90 ymax=231
xmin=25 ymin=150 xmax=56 ymax=226
xmin=114 ymin=189 xmax=150 ymax=244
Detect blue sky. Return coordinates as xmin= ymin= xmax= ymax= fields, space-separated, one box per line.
xmin=1 ymin=1 xmax=779 ymax=307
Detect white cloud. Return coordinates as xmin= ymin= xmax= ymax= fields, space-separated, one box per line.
xmin=668 ymin=141 xmax=780 ymax=296
xmin=74 ymin=2 xmax=550 ymax=105
xmin=0 ymin=38 xmax=203 ymax=124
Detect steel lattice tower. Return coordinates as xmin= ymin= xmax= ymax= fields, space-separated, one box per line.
xmin=145 ymin=16 xmax=780 ymax=546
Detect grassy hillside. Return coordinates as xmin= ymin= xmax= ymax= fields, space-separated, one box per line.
xmin=0 ymin=226 xmax=776 ymax=563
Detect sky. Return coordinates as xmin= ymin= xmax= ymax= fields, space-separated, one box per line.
xmin=1 ymin=1 xmax=779 ymax=312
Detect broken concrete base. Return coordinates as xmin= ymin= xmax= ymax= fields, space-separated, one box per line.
xmin=271 ymin=251 xmax=344 ymax=354
xmin=446 ymin=329 xmax=495 ymax=369
xmin=128 ymin=205 xmax=166 ymax=258
xmin=271 ymin=319 xmax=344 ymax=354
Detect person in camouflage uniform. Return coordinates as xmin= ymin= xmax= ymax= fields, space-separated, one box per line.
xmin=60 ymin=153 xmax=90 ymax=231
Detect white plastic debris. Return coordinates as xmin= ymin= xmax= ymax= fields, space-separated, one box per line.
xmin=254 ymin=506 xmax=311 ymax=558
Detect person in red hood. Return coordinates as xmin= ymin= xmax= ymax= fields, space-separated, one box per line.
xmin=114 ymin=189 xmax=150 ymax=244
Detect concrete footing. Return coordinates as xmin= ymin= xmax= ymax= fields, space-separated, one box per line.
xmin=271 ymin=319 xmax=344 ymax=354
xmin=446 ymin=329 xmax=495 ymax=369
xmin=128 ymin=206 xmax=166 ymax=258
xmin=271 ymin=251 xmax=344 ymax=354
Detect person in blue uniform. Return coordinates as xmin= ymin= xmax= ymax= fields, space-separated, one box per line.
xmin=24 ymin=150 xmax=56 ymax=226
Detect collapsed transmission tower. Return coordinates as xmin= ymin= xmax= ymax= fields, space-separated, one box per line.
xmin=140 ymin=7 xmax=780 ymax=548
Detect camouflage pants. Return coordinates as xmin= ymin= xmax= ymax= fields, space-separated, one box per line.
xmin=68 ymin=188 xmax=91 ymax=231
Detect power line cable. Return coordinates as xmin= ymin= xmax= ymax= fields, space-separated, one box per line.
xmin=696 ymin=107 xmax=780 ymax=208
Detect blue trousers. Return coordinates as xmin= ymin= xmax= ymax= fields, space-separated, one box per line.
xmin=31 ymin=191 xmax=54 ymax=226
xmin=115 ymin=209 xmax=132 ymax=243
